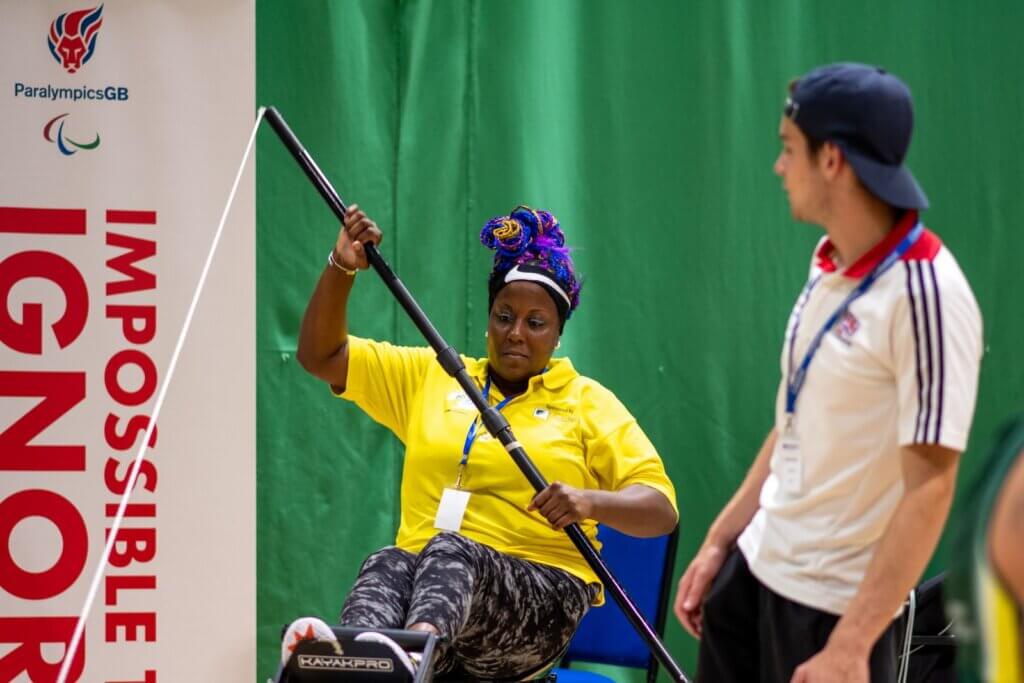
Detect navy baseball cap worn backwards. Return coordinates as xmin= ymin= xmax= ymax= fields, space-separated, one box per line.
xmin=785 ymin=62 xmax=929 ymax=210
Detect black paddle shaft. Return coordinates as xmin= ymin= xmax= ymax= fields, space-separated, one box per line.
xmin=263 ymin=105 xmax=690 ymax=683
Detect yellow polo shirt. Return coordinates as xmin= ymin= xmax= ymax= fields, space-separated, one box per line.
xmin=337 ymin=336 xmax=677 ymax=603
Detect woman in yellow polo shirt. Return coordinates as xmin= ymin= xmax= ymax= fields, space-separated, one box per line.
xmin=295 ymin=204 xmax=678 ymax=680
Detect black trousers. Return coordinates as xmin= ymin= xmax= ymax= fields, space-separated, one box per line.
xmin=697 ymin=549 xmax=898 ymax=683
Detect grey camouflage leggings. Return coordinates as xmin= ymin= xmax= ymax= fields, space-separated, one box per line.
xmin=339 ymin=531 xmax=598 ymax=680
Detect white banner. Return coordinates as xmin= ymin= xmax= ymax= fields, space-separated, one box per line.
xmin=0 ymin=2 xmax=255 ymax=681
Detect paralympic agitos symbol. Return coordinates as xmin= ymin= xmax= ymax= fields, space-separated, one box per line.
xmin=44 ymin=113 xmax=101 ymax=156
xmin=48 ymin=4 xmax=104 ymax=74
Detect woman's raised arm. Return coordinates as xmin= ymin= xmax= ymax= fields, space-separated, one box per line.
xmin=295 ymin=204 xmax=381 ymax=391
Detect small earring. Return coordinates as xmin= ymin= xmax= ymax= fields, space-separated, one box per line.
xmin=484 ymin=331 xmax=488 ymax=338
xmin=556 ymin=340 xmax=561 ymax=349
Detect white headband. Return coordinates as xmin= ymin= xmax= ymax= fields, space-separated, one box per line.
xmin=503 ymin=265 xmax=571 ymax=306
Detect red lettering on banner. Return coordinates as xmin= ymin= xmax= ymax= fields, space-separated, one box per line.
xmin=105 ymin=527 xmax=156 ymax=568
xmin=0 ymin=370 xmax=86 ymax=471
xmin=105 ymin=612 xmax=155 ymax=643
xmin=104 ymin=349 xmax=157 ymax=407
xmin=105 ymin=413 xmax=158 ymax=450
xmin=0 ymin=490 xmax=88 ymax=600
xmin=105 ymin=575 xmax=156 ymax=606
xmin=106 ymin=305 xmax=157 ymax=344
xmin=92 ymin=210 xmax=162 ymax=670
xmin=106 ymin=210 xmax=156 ymax=226
xmin=108 ymin=670 xmax=156 ymax=683
xmin=105 ymin=503 xmax=156 ymax=518
xmin=104 ymin=455 xmax=158 ymax=494
xmin=106 ymin=233 xmax=156 ymax=296
xmin=0 ymin=205 xmax=86 ymax=234
xmin=0 ymin=207 xmax=90 ymax=676
xmin=0 ymin=616 xmax=84 ymax=681
xmin=0 ymin=206 xmax=165 ymax=676
xmin=0 ymin=250 xmax=89 ymax=353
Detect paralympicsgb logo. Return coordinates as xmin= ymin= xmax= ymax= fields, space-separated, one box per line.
xmin=48 ymin=4 xmax=104 ymax=74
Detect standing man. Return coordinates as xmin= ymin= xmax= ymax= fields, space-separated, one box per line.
xmin=675 ymin=63 xmax=983 ymax=682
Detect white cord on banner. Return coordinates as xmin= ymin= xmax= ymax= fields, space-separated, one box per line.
xmin=57 ymin=106 xmax=267 ymax=683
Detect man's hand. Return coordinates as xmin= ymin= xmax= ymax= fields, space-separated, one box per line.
xmin=673 ymin=542 xmax=728 ymax=639
xmin=672 ymin=428 xmax=777 ymax=638
xmin=790 ymin=641 xmax=869 ymax=683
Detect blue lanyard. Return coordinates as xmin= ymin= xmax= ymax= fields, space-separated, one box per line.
xmin=460 ymin=375 xmax=514 ymax=467
xmin=785 ymin=222 xmax=923 ymax=418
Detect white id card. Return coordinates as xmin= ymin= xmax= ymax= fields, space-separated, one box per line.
xmin=434 ymin=488 xmax=471 ymax=531
xmin=778 ymin=429 xmax=803 ymax=494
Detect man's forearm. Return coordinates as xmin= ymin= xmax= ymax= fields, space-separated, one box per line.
xmin=827 ymin=444 xmax=959 ymax=656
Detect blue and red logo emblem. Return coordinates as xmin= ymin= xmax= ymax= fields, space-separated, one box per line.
xmin=835 ymin=311 xmax=861 ymax=343
xmin=48 ymin=5 xmax=104 ymax=74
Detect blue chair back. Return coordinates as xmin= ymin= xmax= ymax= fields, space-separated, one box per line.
xmin=559 ymin=524 xmax=679 ymax=680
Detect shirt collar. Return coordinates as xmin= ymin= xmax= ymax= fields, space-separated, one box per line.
xmin=815 ymin=210 xmax=919 ymax=278
xmin=467 ymin=356 xmax=579 ymax=395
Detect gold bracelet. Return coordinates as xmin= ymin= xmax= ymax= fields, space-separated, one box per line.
xmin=327 ymin=249 xmax=357 ymax=276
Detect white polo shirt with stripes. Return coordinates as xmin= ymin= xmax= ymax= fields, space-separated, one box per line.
xmin=738 ymin=211 xmax=983 ymax=615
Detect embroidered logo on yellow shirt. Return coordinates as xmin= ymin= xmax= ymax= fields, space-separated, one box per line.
xmin=445 ymin=391 xmax=476 ymax=412
xmin=547 ymin=406 xmax=576 ymax=423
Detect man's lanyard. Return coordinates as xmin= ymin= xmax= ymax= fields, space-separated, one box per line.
xmin=457 ymin=375 xmax=514 ymax=488
xmin=785 ymin=222 xmax=923 ymax=420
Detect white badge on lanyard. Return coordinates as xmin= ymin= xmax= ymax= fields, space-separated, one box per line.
xmin=434 ymin=487 xmax=471 ymax=531
xmin=434 ymin=375 xmax=512 ymax=532
xmin=778 ymin=418 xmax=802 ymax=494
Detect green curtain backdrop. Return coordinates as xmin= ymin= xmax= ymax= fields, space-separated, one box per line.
xmin=256 ymin=2 xmax=1024 ymax=679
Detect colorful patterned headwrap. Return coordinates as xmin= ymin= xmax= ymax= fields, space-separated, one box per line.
xmin=480 ymin=205 xmax=581 ymax=329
